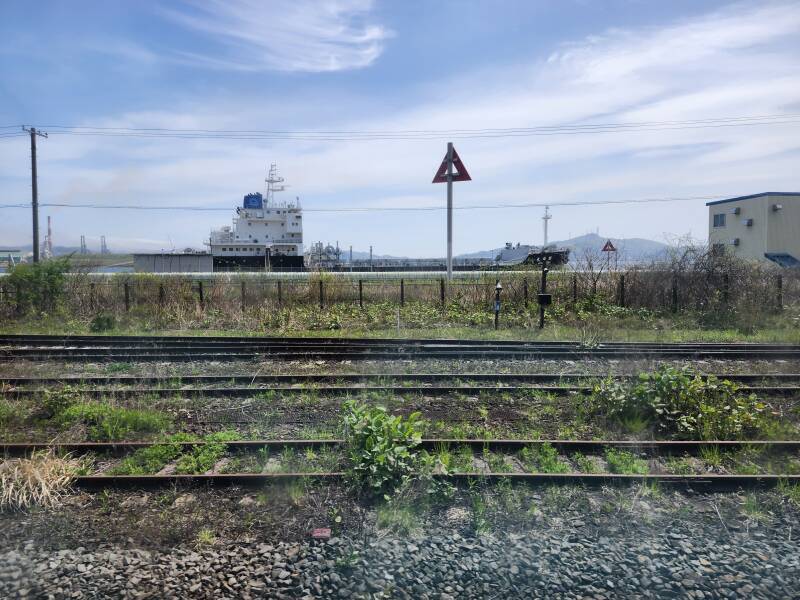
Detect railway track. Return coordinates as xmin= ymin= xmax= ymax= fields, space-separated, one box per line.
xmin=4 ymin=372 xmax=800 ymax=386
xmin=2 ymin=335 xmax=800 ymax=361
xmin=5 ymin=439 xmax=800 ymax=491
xmin=5 ymin=384 xmax=799 ymax=399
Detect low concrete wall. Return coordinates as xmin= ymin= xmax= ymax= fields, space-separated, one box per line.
xmin=133 ymin=254 xmax=213 ymax=273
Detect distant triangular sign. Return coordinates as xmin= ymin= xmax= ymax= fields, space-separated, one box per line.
xmin=432 ymin=147 xmax=472 ymax=183
xmin=602 ymin=240 xmax=617 ymax=252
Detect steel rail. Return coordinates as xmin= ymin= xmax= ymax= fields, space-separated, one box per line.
xmin=4 ymin=350 xmax=800 ymax=362
xmin=3 ymin=373 xmax=800 ymax=386
xmin=4 ymin=384 xmax=799 ymax=399
xmin=4 ymin=439 xmax=800 ymax=455
xmin=69 ymin=473 xmax=800 ymax=491
xmin=2 ymin=334 xmax=798 ymax=349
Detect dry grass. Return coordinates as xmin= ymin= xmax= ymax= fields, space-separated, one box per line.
xmin=0 ymin=451 xmax=84 ymax=510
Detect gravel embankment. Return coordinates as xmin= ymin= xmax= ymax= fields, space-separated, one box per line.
xmin=3 ymin=527 xmax=798 ymax=599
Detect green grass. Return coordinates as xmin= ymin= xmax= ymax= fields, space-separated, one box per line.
xmin=604 ymin=448 xmax=649 ymax=475
xmin=175 ymin=431 xmax=241 ymax=475
xmin=571 ymin=452 xmax=598 ymax=473
xmin=519 ymin=443 xmax=570 ymax=473
xmin=664 ymin=456 xmax=696 ymax=475
xmin=109 ymin=433 xmax=196 ymax=475
xmin=0 ymin=400 xmax=14 ymax=428
xmin=59 ymin=403 xmax=171 ymax=441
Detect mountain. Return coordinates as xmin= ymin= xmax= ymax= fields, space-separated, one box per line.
xmin=457 ymin=233 xmax=671 ymax=263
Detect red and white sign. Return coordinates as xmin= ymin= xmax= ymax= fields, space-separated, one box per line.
xmin=432 ymin=147 xmax=472 ymax=183
xmin=601 ymin=240 xmax=617 ymax=252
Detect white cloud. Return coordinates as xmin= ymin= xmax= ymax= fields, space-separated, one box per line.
xmin=159 ymin=0 xmax=390 ymax=72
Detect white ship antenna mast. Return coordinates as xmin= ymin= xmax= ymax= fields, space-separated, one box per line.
xmin=264 ymin=163 xmax=286 ymax=206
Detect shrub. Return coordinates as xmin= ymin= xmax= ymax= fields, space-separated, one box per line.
xmin=41 ymin=385 xmax=81 ymax=418
xmin=590 ymin=366 xmax=766 ymax=440
xmin=343 ymin=400 xmax=422 ymax=495
xmin=6 ymin=258 xmax=70 ymax=314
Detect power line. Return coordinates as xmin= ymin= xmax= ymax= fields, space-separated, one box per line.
xmin=0 ymin=113 xmax=788 ymax=141
xmin=0 ymin=194 xmax=727 ymax=213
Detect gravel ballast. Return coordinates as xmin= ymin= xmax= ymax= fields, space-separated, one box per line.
xmin=3 ymin=526 xmax=798 ymax=599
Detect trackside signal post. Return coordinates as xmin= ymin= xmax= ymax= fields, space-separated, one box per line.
xmin=432 ymin=142 xmax=471 ymax=280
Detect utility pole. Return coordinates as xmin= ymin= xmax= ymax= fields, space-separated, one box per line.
xmin=23 ymin=126 xmax=48 ymax=263
xmin=542 ymin=205 xmax=551 ymax=248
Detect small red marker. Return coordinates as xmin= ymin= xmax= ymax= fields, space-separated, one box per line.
xmin=311 ymin=528 xmax=332 ymax=539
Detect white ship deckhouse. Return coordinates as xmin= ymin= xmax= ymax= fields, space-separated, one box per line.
xmin=208 ymin=164 xmax=304 ymax=270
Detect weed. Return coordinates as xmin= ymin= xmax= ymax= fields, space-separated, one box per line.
xmin=777 ymin=480 xmax=800 ymax=509
xmin=742 ymin=494 xmax=769 ymax=522
xmin=284 ymin=479 xmax=307 ymax=506
xmin=376 ymin=499 xmax=420 ymax=534
xmin=604 ymin=448 xmax=648 ymax=475
xmin=195 ymin=528 xmax=216 ymax=547
xmin=471 ymin=493 xmax=489 ymax=534
xmin=42 ymin=386 xmax=81 ymax=419
xmin=59 ymin=403 xmax=171 ymax=441
xmin=0 ymin=400 xmax=14 ymax=428
xmin=664 ymin=456 xmax=695 ymax=475
xmin=342 ymin=400 xmax=422 ymax=495
xmin=175 ymin=431 xmax=240 ymax=475
xmin=0 ymin=451 xmax=82 ymax=510
xmin=483 ymin=449 xmax=512 ymax=473
xmin=89 ymin=314 xmax=116 ymax=332
xmin=109 ymin=433 xmax=196 ymax=475
xmin=571 ymin=452 xmax=598 ymax=473
xmin=699 ymin=445 xmax=723 ymax=468
xmin=519 ymin=443 xmax=569 ymax=473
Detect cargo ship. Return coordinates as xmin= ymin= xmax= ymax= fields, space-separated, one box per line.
xmin=207 ymin=164 xmax=304 ymax=270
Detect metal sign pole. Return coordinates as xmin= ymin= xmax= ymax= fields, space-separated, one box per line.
xmin=446 ymin=142 xmax=454 ymax=281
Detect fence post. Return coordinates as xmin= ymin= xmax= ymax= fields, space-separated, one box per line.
xmin=124 ymin=282 xmax=130 ymax=312
xmin=241 ymin=281 xmax=246 ymax=312
xmin=358 ymin=279 xmax=363 ymax=308
xmin=777 ymin=275 xmax=783 ymax=311
xmin=523 ymin=278 xmax=528 ymax=308
xmin=277 ymin=280 xmax=282 ymax=307
xmin=572 ymin=274 xmax=577 ymax=305
xmin=440 ymin=278 xmax=445 ymax=308
xmin=198 ymin=281 xmax=204 ymax=309
xmin=319 ymin=280 xmax=324 ymax=309
xmin=90 ymin=282 xmax=96 ymax=311
xmin=158 ymin=283 xmax=165 ymax=308
xmin=618 ymin=274 xmax=625 ymax=308
xmin=15 ymin=282 xmax=22 ymax=315
xmin=671 ymin=275 xmax=678 ymax=314
xmin=400 ymin=279 xmax=405 ymax=307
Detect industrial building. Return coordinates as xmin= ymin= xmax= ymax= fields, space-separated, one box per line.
xmin=133 ymin=252 xmax=213 ymax=273
xmin=707 ymin=192 xmax=800 ymax=267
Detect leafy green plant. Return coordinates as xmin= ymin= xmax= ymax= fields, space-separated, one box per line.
xmin=342 ymin=400 xmax=422 ymax=495
xmin=41 ymin=385 xmax=81 ymax=419
xmin=590 ymin=366 xmax=766 ymax=440
xmin=571 ymin=452 xmax=598 ymax=473
xmin=604 ymin=448 xmax=648 ymax=474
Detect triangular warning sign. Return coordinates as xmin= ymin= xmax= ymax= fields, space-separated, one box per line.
xmin=602 ymin=240 xmax=617 ymax=252
xmin=432 ymin=147 xmax=472 ymax=183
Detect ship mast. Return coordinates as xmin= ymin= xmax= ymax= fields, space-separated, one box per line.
xmin=264 ymin=163 xmax=286 ymax=207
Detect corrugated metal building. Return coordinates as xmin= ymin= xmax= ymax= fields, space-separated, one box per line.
xmin=133 ymin=253 xmax=213 ymax=273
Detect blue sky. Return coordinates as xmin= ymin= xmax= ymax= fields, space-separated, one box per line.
xmin=1 ymin=0 xmax=799 ymax=255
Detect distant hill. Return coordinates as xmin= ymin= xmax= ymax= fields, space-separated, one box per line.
xmin=457 ymin=233 xmax=671 ymax=263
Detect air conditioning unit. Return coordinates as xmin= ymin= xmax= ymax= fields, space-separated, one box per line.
xmin=731 ymin=238 xmax=740 ymax=246
xmin=773 ymin=204 xmax=783 ymax=211
xmin=732 ymin=207 xmax=741 ymax=215
xmin=743 ymin=218 xmax=754 ymax=227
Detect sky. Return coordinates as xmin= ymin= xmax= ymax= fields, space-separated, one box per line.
xmin=1 ymin=0 xmax=799 ymax=256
